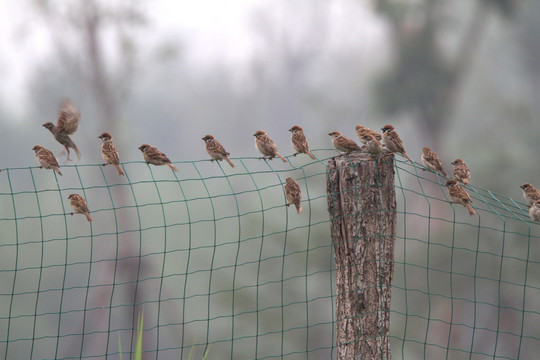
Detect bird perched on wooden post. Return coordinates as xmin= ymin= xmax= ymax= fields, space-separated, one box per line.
xmin=381 ymin=124 xmax=413 ymax=164
xmin=355 ymin=125 xmax=382 ymax=145
xmin=328 ymin=131 xmax=362 ymax=154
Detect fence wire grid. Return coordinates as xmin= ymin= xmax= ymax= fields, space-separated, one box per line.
xmin=1 ymin=149 xmax=540 ymax=359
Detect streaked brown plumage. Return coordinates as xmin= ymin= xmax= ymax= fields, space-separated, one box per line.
xmin=362 ymin=134 xmax=383 ymax=156
xmin=32 ymin=145 xmax=62 ymax=176
xmin=356 ymin=125 xmax=382 ymax=145
xmin=68 ymin=193 xmax=93 ymax=222
xmin=328 ymin=131 xmax=362 ymax=154
xmin=446 ymin=179 xmax=475 ymax=216
xmin=43 ymin=98 xmax=81 ymax=161
xmin=202 ymin=134 xmax=234 ymax=167
xmin=99 ymin=132 xmax=124 ymax=175
xmin=138 ymin=144 xmax=178 ymax=172
xmin=421 ymin=147 xmax=447 ymax=177
xmin=381 ymin=124 xmax=413 ymax=164
xmin=529 ymin=200 xmax=540 ymax=222
xmin=451 ymin=158 xmax=470 ymax=185
xmin=254 ymin=130 xmax=287 ymax=162
xmin=520 ymin=183 xmax=540 ymax=207
xmin=289 ymin=125 xmax=315 ymax=160
xmin=284 ymin=177 xmax=302 ymax=214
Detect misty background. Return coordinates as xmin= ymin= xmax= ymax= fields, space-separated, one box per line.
xmin=1 ymin=0 xmax=540 ymax=359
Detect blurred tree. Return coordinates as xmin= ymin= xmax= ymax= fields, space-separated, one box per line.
xmin=31 ymin=0 xmax=146 ymax=134
xmin=374 ymin=0 xmax=518 ymax=144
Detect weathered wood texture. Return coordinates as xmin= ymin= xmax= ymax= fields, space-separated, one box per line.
xmin=327 ymin=152 xmax=396 ymax=360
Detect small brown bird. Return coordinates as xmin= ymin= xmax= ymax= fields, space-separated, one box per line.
xmin=328 ymin=131 xmax=362 ymax=154
xmin=421 ymin=147 xmax=448 ymax=177
xmin=362 ymin=134 xmax=383 ymax=156
xmin=32 ymin=145 xmax=62 ymax=176
xmin=520 ymin=183 xmax=540 ymax=207
xmin=254 ymin=130 xmax=287 ymax=162
xmin=138 ymin=144 xmax=178 ymax=172
xmin=289 ymin=125 xmax=316 ymax=160
xmin=43 ymin=98 xmax=81 ymax=161
xmin=99 ymin=132 xmax=124 ymax=175
xmin=356 ymin=125 xmax=382 ymax=145
xmin=446 ymin=179 xmax=476 ymax=216
xmin=529 ymin=200 xmax=540 ymax=222
xmin=284 ymin=177 xmax=302 ymax=214
xmin=381 ymin=124 xmax=413 ymax=164
xmin=451 ymin=159 xmax=470 ymax=185
xmin=68 ymin=194 xmax=93 ymax=222
xmin=202 ymin=134 xmax=234 ymax=167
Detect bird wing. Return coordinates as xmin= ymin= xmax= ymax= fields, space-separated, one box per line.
xmin=147 ymin=147 xmax=171 ymax=163
xmin=57 ymin=99 xmax=80 ymax=134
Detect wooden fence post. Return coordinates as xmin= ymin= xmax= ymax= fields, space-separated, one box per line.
xmin=326 ymin=152 xmax=397 ymax=360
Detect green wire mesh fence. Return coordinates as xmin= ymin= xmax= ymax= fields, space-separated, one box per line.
xmin=1 ymin=150 xmax=540 ymax=359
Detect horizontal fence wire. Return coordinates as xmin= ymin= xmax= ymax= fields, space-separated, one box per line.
xmin=1 ymin=149 xmax=540 ymax=359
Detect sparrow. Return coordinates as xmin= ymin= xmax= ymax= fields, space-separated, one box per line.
xmin=356 ymin=125 xmax=382 ymax=145
xmin=328 ymin=131 xmax=362 ymax=154
xmin=32 ymin=145 xmax=62 ymax=176
xmin=138 ymin=144 xmax=178 ymax=172
xmin=421 ymin=147 xmax=448 ymax=177
xmin=445 ymin=179 xmax=476 ymax=216
xmin=254 ymin=130 xmax=287 ymax=162
xmin=289 ymin=125 xmax=316 ymax=159
xmin=529 ymin=200 xmax=540 ymax=222
xmin=451 ymin=158 xmax=470 ymax=185
xmin=284 ymin=177 xmax=302 ymax=214
xmin=520 ymin=183 xmax=540 ymax=207
xmin=68 ymin=194 xmax=93 ymax=222
xmin=381 ymin=124 xmax=413 ymax=164
xmin=202 ymin=134 xmax=235 ymax=167
xmin=98 ymin=132 xmax=124 ymax=175
xmin=43 ymin=98 xmax=81 ymax=161
xmin=362 ymin=134 xmax=383 ymax=156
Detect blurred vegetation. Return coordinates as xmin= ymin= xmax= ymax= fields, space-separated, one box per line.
xmin=1 ymin=0 xmax=540 ymax=358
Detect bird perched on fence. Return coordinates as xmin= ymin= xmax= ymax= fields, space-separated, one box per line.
xmin=421 ymin=147 xmax=447 ymax=177
xmin=520 ymin=183 xmax=540 ymax=207
xmin=42 ymin=98 xmax=81 ymax=161
xmin=32 ymin=145 xmax=62 ymax=176
xmin=202 ymin=134 xmax=235 ymax=167
xmin=529 ymin=200 xmax=540 ymax=222
xmin=284 ymin=177 xmax=302 ymax=214
xmin=445 ymin=179 xmax=476 ymax=216
xmin=381 ymin=124 xmax=413 ymax=164
xmin=362 ymin=134 xmax=383 ymax=156
xmin=451 ymin=159 xmax=470 ymax=185
xmin=355 ymin=125 xmax=382 ymax=145
xmin=289 ymin=125 xmax=316 ymax=160
xmin=328 ymin=131 xmax=362 ymax=154
xmin=68 ymin=194 xmax=93 ymax=222
xmin=138 ymin=144 xmax=178 ymax=172
xmin=98 ymin=132 xmax=124 ymax=175
xmin=254 ymin=130 xmax=287 ymax=162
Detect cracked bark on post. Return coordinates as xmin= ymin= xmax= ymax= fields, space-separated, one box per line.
xmin=326 ymin=152 xmax=396 ymax=360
